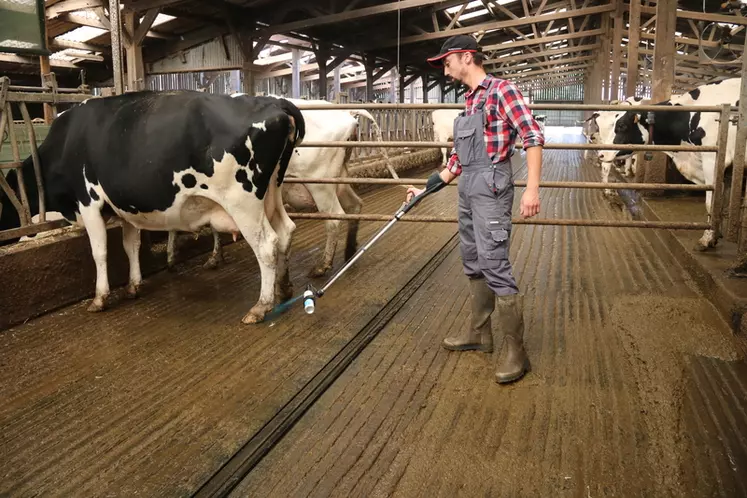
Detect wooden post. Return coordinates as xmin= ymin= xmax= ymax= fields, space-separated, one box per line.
xmin=39 ymin=14 xmax=53 ymax=123
xmin=422 ymin=74 xmax=429 ymax=103
xmin=645 ymin=0 xmax=676 ymax=191
xmin=123 ymin=11 xmax=145 ymax=91
xmin=626 ymin=0 xmax=641 ymax=98
xmin=109 ymin=0 xmax=124 ymax=95
xmin=333 ymin=65 xmax=341 ymax=98
xmin=611 ymin=0 xmax=623 ymax=102
xmin=398 ymin=72 xmax=405 ymax=103
xmin=315 ymin=44 xmax=329 ymax=100
xmin=600 ymin=12 xmax=611 ymax=101
xmin=291 ymin=49 xmax=301 ymax=98
xmin=734 ymin=35 xmax=747 ymax=255
xmin=364 ymin=57 xmax=375 ymax=101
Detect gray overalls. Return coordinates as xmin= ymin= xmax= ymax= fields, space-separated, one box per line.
xmin=452 ymin=86 xmax=520 ymax=296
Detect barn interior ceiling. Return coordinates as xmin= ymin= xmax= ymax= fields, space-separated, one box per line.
xmin=0 ymin=0 xmax=745 ymax=94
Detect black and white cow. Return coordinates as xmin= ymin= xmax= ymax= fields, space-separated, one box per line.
xmin=0 ymin=90 xmax=305 ymax=323
xmin=599 ymin=77 xmax=743 ymax=250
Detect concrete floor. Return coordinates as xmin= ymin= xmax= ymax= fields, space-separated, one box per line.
xmin=1 ymin=129 xmax=745 ymax=497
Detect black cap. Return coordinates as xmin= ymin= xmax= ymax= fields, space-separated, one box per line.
xmin=426 ymin=35 xmax=481 ymax=68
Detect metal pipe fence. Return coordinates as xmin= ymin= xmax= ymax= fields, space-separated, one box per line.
xmin=0 ymin=88 xmax=741 ymax=263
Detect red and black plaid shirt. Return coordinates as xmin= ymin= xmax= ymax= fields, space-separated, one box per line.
xmin=446 ymin=74 xmax=544 ymax=176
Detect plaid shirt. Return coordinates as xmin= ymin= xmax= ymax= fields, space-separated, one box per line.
xmin=445 ymin=74 xmax=544 ymax=176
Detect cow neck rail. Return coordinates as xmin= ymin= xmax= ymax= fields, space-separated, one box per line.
xmin=294 ymin=103 xmax=734 ymax=113
xmin=287 ymin=213 xmax=710 ymax=230
xmin=296 ymin=141 xmax=719 ymax=153
xmin=282 ymin=178 xmax=714 ymax=191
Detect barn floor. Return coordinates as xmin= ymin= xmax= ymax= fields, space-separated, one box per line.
xmin=1 ymin=129 xmax=746 ymax=497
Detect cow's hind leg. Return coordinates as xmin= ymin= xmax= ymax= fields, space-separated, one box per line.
xmin=697 ymin=156 xmax=718 ymax=251
xmin=220 ymin=189 xmax=279 ymax=324
xmin=166 ymin=230 xmax=178 ymax=271
xmin=122 ymin=221 xmax=142 ymax=298
xmin=305 ymin=183 xmax=345 ymax=278
xmin=337 ymin=182 xmax=363 ymax=260
xmin=269 ymin=185 xmax=296 ymax=303
xmin=203 ymin=228 xmax=225 ymax=270
xmin=79 ymin=203 xmax=111 ymax=312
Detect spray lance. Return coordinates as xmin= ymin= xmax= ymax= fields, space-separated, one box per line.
xmin=265 ymin=171 xmax=448 ymax=320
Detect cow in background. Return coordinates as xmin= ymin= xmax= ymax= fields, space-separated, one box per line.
xmin=599 ymin=77 xmax=743 ymax=250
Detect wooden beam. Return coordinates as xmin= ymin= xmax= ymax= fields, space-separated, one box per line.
xmin=611 ymin=0 xmax=623 ymax=101
xmin=0 ymin=53 xmax=79 ymax=69
xmin=121 ymin=0 xmax=187 ymax=11
xmin=646 ymin=0 xmax=676 ymax=188
xmin=50 ymin=39 xmax=110 ymax=53
xmin=134 ymin=8 xmax=160 ymax=45
xmin=46 ymin=0 xmax=103 ymax=18
xmin=600 ymin=9 xmax=611 ymax=100
xmin=499 ymin=62 xmax=591 ymax=79
xmin=626 ymin=0 xmax=641 ymax=97
xmin=497 ymin=54 xmax=596 ymax=70
xmin=144 ymin=25 xmax=224 ymax=62
xmin=257 ymin=0 xmax=450 ymax=37
xmin=485 ymin=42 xmax=599 ymax=64
xmin=482 ymin=28 xmax=604 ymax=52
xmin=364 ymin=3 xmax=616 ymax=49
xmin=639 ymin=5 xmax=747 ymax=26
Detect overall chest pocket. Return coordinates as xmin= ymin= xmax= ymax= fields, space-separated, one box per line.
xmin=455 ymin=128 xmax=481 ymax=166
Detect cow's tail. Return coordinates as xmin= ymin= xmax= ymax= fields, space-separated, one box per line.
xmin=348 ymin=109 xmax=398 ymax=180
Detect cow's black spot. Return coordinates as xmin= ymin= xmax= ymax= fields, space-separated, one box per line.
xmin=633 ymin=96 xmax=643 ymax=102
xmin=688 ymin=88 xmax=701 ymax=100
xmin=89 ymin=188 xmax=99 ymax=201
xmin=737 ymin=100 xmax=740 ymax=107
xmin=249 ymin=157 xmax=257 ymax=171
xmin=235 ymin=169 xmax=254 ymax=193
xmin=690 ymin=112 xmax=701 ymax=134
xmin=690 ymin=127 xmax=706 ymax=145
xmin=200 ymin=184 xmax=208 ymax=190
xmin=182 ymin=173 xmax=197 ymax=188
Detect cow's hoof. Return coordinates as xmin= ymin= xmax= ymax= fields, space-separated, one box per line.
xmin=242 ymin=306 xmax=270 ymax=324
xmin=308 ymin=266 xmax=331 ymax=278
xmin=87 ymin=296 xmax=107 ymax=312
xmin=203 ymin=256 xmax=222 ymax=270
xmin=167 ymin=261 xmax=177 ymax=273
xmin=126 ymin=283 xmax=140 ymax=299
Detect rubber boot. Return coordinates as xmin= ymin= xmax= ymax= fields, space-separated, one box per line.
xmin=494 ymin=293 xmax=530 ymax=383
xmin=442 ymin=278 xmax=494 ymax=352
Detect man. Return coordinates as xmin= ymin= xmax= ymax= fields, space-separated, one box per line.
xmin=406 ymin=35 xmax=544 ymax=384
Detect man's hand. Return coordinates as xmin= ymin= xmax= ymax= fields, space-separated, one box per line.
xmin=406 ymin=186 xmax=424 ymax=203
xmin=520 ymin=187 xmax=540 ymax=218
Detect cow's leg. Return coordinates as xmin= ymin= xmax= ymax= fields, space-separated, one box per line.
xmin=304 ymin=183 xmax=345 ymax=278
xmin=219 ymin=188 xmax=279 ymax=324
xmin=697 ymin=156 xmax=718 ymax=251
xmin=601 ymin=161 xmax=614 ymax=196
xmin=337 ymin=183 xmax=363 ymax=260
xmin=166 ymin=231 xmax=177 ymax=271
xmin=78 ymin=203 xmax=110 ymax=312
xmin=203 ymin=228 xmax=225 ymax=270
xmin=624 ymin=157 xmax=634 ymax=177
xmin=268 ymin=184 xmax=295 ymax=303
xmin=122 ymin=221 xmax=142 ymax=298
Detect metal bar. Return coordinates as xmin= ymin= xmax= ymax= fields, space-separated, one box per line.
xmin=292 ymin=103 xmax=730 ymax=112
xmin=6 ymin=91 xmax=92 ymax=104
xmin=710 ymin=104 xmax=731 ymax=241
xmin=19 ymin=102 xmax=46 ymax=223
xmin=0 ymin=219 xmax=70 ymax=242
xmin=7 ymin=85 xmax=85 ymax=93
xmin=288 ymin=212 xmax=711 ymax=229
xmin=296 ymin=141 xmax=719 ymax=152
xmin=282 ymin=177 xmax=714 ymax=191
xmin=6 ymin=103 xmax=30 ymax=226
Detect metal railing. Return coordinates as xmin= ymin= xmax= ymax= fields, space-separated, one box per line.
xmin=0 ymin=77 xmax=92 ymax=241
xmin=291 ymin=101 xmax=736 ymax=245
xmin=0 ymin=91 xmax=742 ymax=264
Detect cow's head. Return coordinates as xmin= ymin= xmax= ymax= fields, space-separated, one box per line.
xmin=582 ymin=113 xmax=600 ymax=143
xmin=598 ymin=111 xmax=649 ymax=164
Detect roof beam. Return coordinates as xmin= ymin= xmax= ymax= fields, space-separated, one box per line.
xmin=257 ymin=0 xmax=451 ymax=37
xmin=121 ymin=0 xmax=188 ymax=12
xmin=501 ymin=62 xmax=591 ymax=79
xmin=486 ymin=42 xmax=599 ymax=64
xmin=638 ymin=5 xmax=747 ymax=26
xmin=363 ymin=3 xmax=616 ymax=49
xmin=50 ymin=38 xmax=110 ymax=53
xmin=483 ymin=28 xmax=603 ymax=52
xmin=494 ymin=54 xmax=596 ymax=70
xmin=0 ymin=53 xmax=79 ymax=69
xmin=46 ymin=0 xmax=103 ymax=18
